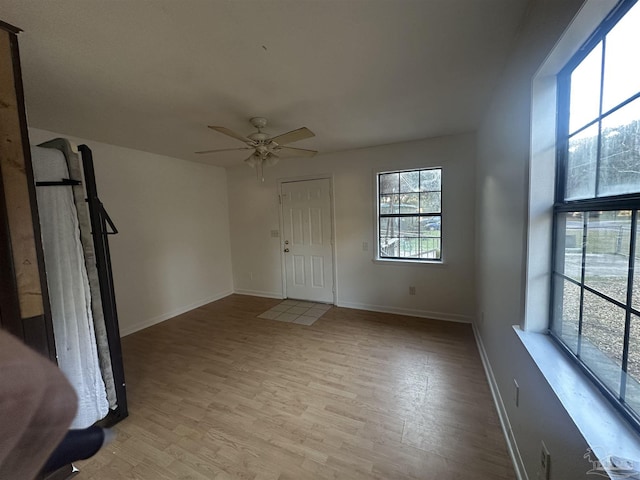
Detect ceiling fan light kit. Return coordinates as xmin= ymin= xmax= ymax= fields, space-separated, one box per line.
xmin=196 ymin=117 xmax=318 ymax=182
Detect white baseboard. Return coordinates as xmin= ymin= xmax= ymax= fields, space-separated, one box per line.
xmin=119 ymin=290 xmax=234 ymax=337
xmin=233 ymin=289 xmax=284 ymax=300
xmin=335 ymin=300 xmax=473 ymax=323
xmin=472 ymin=323 xmax=528 ymax=480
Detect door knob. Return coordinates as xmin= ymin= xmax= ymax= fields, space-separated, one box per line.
xmin=284 ymin=248 xmax=290 ymax=253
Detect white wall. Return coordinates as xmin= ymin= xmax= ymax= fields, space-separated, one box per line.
xmin=475 ymin=0 xmax=596 ymax=478
xmin=228 ymin=133 xmax=476 ymax=322
xmin=28 ymin=128 xmax=233 ymax=336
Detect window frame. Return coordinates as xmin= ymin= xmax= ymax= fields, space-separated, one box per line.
xmin=550 ymin=0 xmax=640 ymax=433
xmin=375 ymin=167 xmax=443 ymax=263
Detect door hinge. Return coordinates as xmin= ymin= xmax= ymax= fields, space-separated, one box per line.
xmin=278 ymin=194 xmax=282 ymax=204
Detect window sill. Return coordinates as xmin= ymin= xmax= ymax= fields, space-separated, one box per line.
xmin=514 ymin=326 xmax=640 ymax=476
xmin=372 ymin=258 xmax=446 ymax=267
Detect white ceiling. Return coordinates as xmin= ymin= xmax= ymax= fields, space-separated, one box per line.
xmin=2 ymin=0 xmax=528 ymax=168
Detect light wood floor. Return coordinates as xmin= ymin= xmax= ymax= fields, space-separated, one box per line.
xmin=77 ymin=295 xmax=515 ymax=479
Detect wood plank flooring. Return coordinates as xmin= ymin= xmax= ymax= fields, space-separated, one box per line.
xmin=77 ymin=295 xmax=515 ymax=479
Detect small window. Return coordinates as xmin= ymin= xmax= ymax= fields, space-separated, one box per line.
xmin=376 ymin=167 xmax=442 ymax=261
xmin=552 ymin=0 xmax=640 ymax=431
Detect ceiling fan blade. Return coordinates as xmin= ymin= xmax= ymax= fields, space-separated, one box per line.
xmin=269 ymin=127 xmax=315 ymax=146
xmin=195 ymin=147 xmax=253 ymax=154
xmin=275 ymin=146 xmax=318 ymax=158
xmin=208 ymin=125 xmax=253 ymax=144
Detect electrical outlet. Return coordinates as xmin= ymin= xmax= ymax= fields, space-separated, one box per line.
xmin=362 ymin=241 xmax=369 ymax=252
xmin=513 ymin=379 xmax=519 ymax=407
xmin=539 ymin=441 xmax=550 ymax=480
xmin=409 ymin=286 xmax=416 ymax=295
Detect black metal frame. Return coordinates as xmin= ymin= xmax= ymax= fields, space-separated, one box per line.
xmin=78 ymin=145 xmax=128 ymax=426
xmin=550 ymin=0 xmax=640 ymax=432
xmin=377 ymin=167 xmax=442 ymax=261
xmin=35 ymin=178 xmax=82 ymax=187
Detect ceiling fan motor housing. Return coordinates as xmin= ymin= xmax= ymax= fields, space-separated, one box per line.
xmin=248 ymin=132 xmax=269 ymax=142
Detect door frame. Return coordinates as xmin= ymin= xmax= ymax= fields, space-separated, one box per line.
xmin=277 ymin=174 xmax=337 ymax=305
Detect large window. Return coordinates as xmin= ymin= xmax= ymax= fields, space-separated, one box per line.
xmin=377 ymin=168 xmax=442 ymax=261
xmin=552 ymin=0 xmax=640 ymax=430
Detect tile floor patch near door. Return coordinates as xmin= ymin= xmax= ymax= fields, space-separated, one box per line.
xmin=258 ymin=300 xmax=332 ymax=326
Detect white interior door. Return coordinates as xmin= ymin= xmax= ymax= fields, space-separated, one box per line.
xmin=281 ymin=178 xmax=334 ymax=303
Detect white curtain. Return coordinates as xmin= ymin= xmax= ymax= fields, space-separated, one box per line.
xmin=32 ymin=146 xmax=108 ymax=428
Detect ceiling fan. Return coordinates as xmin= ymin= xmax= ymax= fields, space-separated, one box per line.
xmin=196 ymin=117 xmax=318 ymax=181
